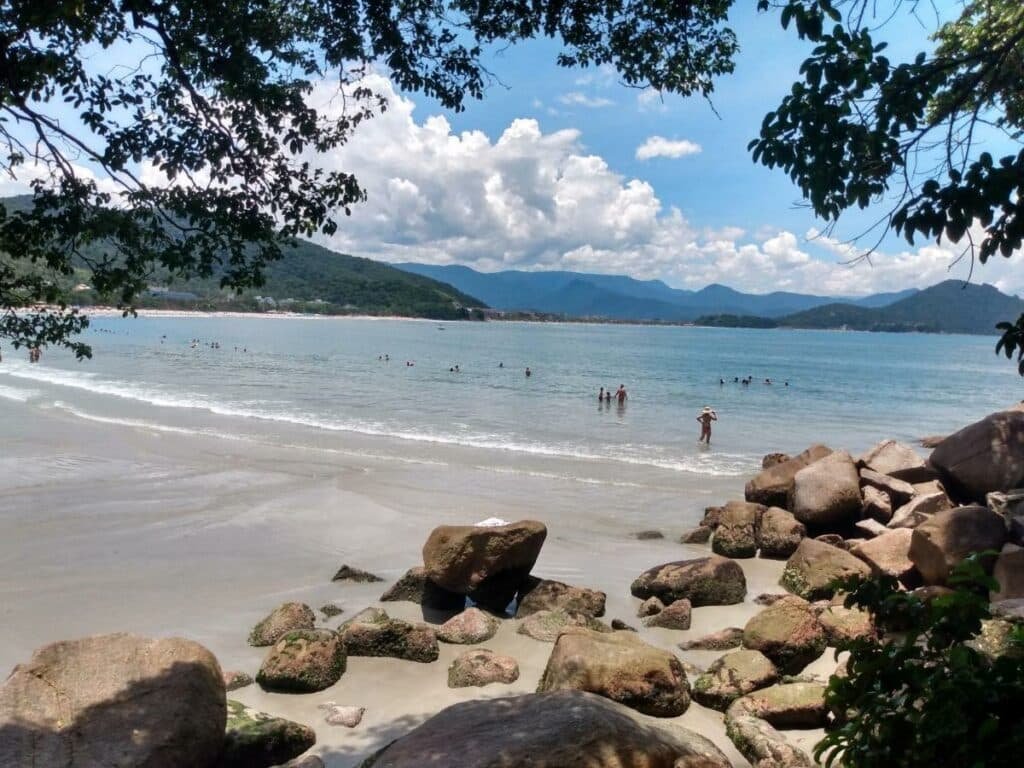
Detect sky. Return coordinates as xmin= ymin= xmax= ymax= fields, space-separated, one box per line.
xmin=4 ymin=2 xmax=1022 ymax=297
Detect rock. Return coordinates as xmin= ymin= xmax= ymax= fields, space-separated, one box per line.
xmin=320 ymin=604 xmax=344 ymax=619
xmin=991 ymin=598 xmax=1024 ymax=623
xmin=914 ymin=479 xmax=946 ymax=496
xmin=743 ymin=596 xmax=827 ymax=675
xmin=814 ymin=533 xmax=848 ymax=549
xmin=701 ymin=505 xmax=724 ymax=529
xmin=988 ymin=489 xmax=1024 ymax=545
xmin=854 ymin=518 xmax=888 ymax=538
xmin=727 ymin=682 xmax=829 ymax=728
xmin=611 ymin=619 xmax=638 ymax=631
xmin=422 ymin=519 xmax=547 ymax=610
xmin=378 ymin=566 xmax=465 ymax=610
xmin=517 ymin=609 xmax=611 ymax=642
xmin=517 ymin=577 xmax=606 ymax=617
xmin=643 ymin=599 xmax=692 ymax=630
xmin=631 ymin=556 xmax=747 ymax=606
xmin=850 ymin=528 xmax=919 ymax=585
xmin=634 ymin=529 xmax=664 ymax=540
xmin=679 ymin=525 xmax=713 ymax=544
xmin=257 ymin=630 xmax=346 ymax=692
xmin=762 ymin=452 xmax=791 ymax=469
xmin=992 ymin=543 xmax=1024 ymax=600
xmin=249 ymin=602 xmax=316 ymax=647
xmin=754 ymin=593 xmax=787 ymax=606
xmin=223 ymin=670 xmax=254 ymax=692
xmin=436 ymin=607 xmax=500 ymax=644
xmin=724 ymin=710 xmax=815 ymax=768
xmin=909 ymin=506 xmax=1007 ymax=584
xmin=678 ymin=627 xmax=745 ymax=651
xmin=888 ymin=491 xmax=954 ymax=528
xmin=790 ymin=450 xmax=862 ymax=530
xmin=858 ymin=439 xmax=927 ymax=482
xmin=538 ymin=628 xmax=691 ymax=717
xmin=969 ymin=619 xmax=1024 ymax=661
xmin=816 ymin=604 xmax=875 ymax=644
xmin=860 ymin=468 xmax=915 ymax=509
xmin=447 ymin=648 xmax=520 ymax=687
xmin=691 ymin=650 xmax=779 ymax=710
xmin=357 ymin=690 xmax=731 ymax=768
xmin=780 ymin=538 xmax=871 ymax=600
xmin=638 ymin=596 xmax=666 ymax=617
xmin=275 ymin=757 xmax=324 ymax=768
xmin=711 ymin=500 xmax=764 ymax=558
xmin=929 ymin=410 xmax=1024 ymax=502
xmin=0 ymin=633 xmax=225 ymax=768
xmin=319 ymin=703 xmax=365 ymax=727
xmin=331 ymin=564 xmax=383 ymax=583
xmin=339 ymin=606 xmax=387 ymax=629
xmin=221 ymin=700 xmax=316 ymax=768
xmin=861 ymin=485 xmax=893 ymax=523
xmin=758 ymin=507 xmax=806 ymax=559
xmin=920 ymin=434 xmax=947 ymax=449
xmin=341 ymin=611 xmax=439 ymax=662
xmin=745 ymin=444 xmax=833 ymax=507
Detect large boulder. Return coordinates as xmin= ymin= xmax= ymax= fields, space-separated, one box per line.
xmin=858 ymin=439 xmax=928 ymax=482
xmin=631 ymin=556 xmax=746 ymax=606
xmin=378 ymin=566 xmax=465 ymax=610
xmin=929 ymin=410 xmax=1024 ymax=503
xmin=517 ymin=577 xmax=606 ymax=617
xmin=758 ymin=507 xmax=806 ymax=559
xmin=888 ymin=491 xmax=954 ymax=529
xmin=743 ymin=596 xmax=827 ymax=675
xmin=780 ymin=538 xmax=871 ymax=600
xmin=745 ymin=444 xmax=833 ymax=507
xmin=517 ymin=609 xmax=611 ymax=642
xmin=816 ymin=604 xmax=875 ymax=645
xmin=357 ymin=691 xmax=731 ymax=768
xmin=850 ymin=528 xmax=919 ymax=585
xmin=436 ymin=607 xmax=500 ymax=644
xmin=790 ymin=450 xmax=862 ymax=530
xmin=909 ymin=506 xmax=1007 ymax=585
xmin=691 ymin=649 xmax=779 ymax=710
xmin=447 ymin=648 xmax=520 ymax=688
xmin=538 ymin=628 xmax=691 ymax=717
xmin=992 ymin=543 xmax=1024 ymax=601
xmin=711 ymin=501 xmax=764 ymax=559
xmin=726 ymin=682 xmax=829 ymax=729
xmin=220 ymin=700 xmax=315 ymax=768
xmin=257 ymin=630 xmax=346 ymax=692
xmin=422 ymin=519 xmax=547 ymax=610
xmin=859 ymin=468 xmax=915 ymax=509
xmin=0 ymin=633 xmax=225 ymax=768
xmin=248 ymin=602 xmax=315 ymax=647
xmin=340 ymin=611 xmax=439 ymax=662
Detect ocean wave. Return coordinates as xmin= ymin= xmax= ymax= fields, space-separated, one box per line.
xmin=0 ymin=384 xmax=38 ymax=402
xmin=5 ymin=363 xmax=759 ymax=477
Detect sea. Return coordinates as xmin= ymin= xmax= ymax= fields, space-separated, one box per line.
xmin=0 ymin=314 xmax=1019 ymax=484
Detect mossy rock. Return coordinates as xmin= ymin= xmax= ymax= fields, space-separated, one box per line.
xmin=248 ymin=602 xmax=316 ymax=647
xmin=742 ymin=596 xmax=826 ymax=675
xmin=256 ymin=629 xmax=346 ymax=692
xmin=220 ymin=700 xmax=316 ymax=768
xmin=342 ymin=612 xmax=439 ymax=662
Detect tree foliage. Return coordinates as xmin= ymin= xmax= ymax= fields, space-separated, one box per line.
xmin=816 ymin=556 xmax=1024 ymax=768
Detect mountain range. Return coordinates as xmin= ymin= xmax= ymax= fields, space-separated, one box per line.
xmin=395 ymin=262 xmax=920 ymax=321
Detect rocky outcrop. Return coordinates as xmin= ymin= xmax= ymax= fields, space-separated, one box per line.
xmin=257 ymin=630 xmax=346 ymax=693
xmin=678 ymin=627 xmax=745 ymax=651
xmin=341 ymin=611 xmax=439 ymax=662
xmin=859 ymin=468 xmax=915 ymax=509
xmin=758 ymin=507 xmax=806 ymax=559
xmin=248 ymin=603 xmax=316 ymax=647
xmin=378 ymin=566 xmax=465 ymax=609
xmin=929 ymin=411 xmax=1024 ymax=503
xmin=691 ymin=649 xmax=779 ymax=710
xmin=745 ymin=444 xmax=833 ymax=507
xmin=909 ymin=506 xmax=1007 ymax=584
xmin=357 ymin=691 xmax=731 ymax=768
xmin=888 ymin=491 xmax=954 ymax=529
xmin=447 ymin=648 xmax=520 ymax=688
xmin=780 ymin=538 xmax=871 ymax=600
xmin=517 ymin=609 xmax=611 ymax=642
xmin=0 ymin=633 xmax=226 ymax=768
xmin=422 ymin=519 xmax=547 ymax=610
xmin=642 ymin=598 xmax=692 ymax=630
xmin=220 ymin=700 xmax=315 ymax=768
xmin=436 ymin=607 xmax=500 ymax=644
xmin=859 ymin=439 xmax=927 ymax=482
xmin=331 ymin=564 xmax=383 ymax=583
xmin=712 ymin=501 xmax=764 ymax=558
xmin=743 ymin=596 xmax=827 ymax=675
xmin=850 ymin=528 xmax=919 ymax=585
xmin=992 ymin=543 xmax=1024 ymax=600
xmin=727 ymin=682 xmax=829 ymax=729
xmin=790 ymin=450 xmax=862 ymax=530
xmin=631 ymin=556 xmax=746 ymax=606
xmin=538 ymin=628 xmax=691 ymax=717
xmin=517 ymin=577 xmax=606 ymax=617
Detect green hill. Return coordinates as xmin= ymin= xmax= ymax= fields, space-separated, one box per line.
xmin=777 ymin=280 xmax=1024 ymax=334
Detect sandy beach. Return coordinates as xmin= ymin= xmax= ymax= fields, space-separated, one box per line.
xmin=0 ymin=393 xmax=836 ymax=767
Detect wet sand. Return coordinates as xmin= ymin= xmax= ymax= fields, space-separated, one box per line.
xmin=0 ymin=397 xmax=828 ymax=766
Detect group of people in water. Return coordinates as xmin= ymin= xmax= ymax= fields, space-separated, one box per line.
xmin=597 ymin=385 xmax=628 ymax=405
xmin=721 ymin=376 xmax=788 ymax=386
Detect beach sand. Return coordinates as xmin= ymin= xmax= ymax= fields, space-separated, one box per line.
xmin=0 ymin=397 xmax=830 ymax=766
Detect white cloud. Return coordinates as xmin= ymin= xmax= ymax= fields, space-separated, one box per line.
xmin=637 ymin=88 xmax=667 ymax=112
xmin=558 ymin=92 xmax=614 ymax=108
xmin=636 ymin=136 xmax=703 ymax=161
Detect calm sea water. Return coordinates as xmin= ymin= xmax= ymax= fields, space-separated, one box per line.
xmin=1 ymin=315 xmax=1020 ymax=479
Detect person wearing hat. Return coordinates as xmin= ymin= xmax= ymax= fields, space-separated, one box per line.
xmin=697 ymin=406 xmax=718 ymax=445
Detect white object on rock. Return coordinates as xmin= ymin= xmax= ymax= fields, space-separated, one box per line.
xmin=475 ymin=517 xmax=511 ymax=527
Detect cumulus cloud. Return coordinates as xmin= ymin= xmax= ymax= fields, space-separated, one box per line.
xmin=558 ymin=92 xmax=614 ymax=108
xmin=635 ymin=136 xmax=702 ymax=161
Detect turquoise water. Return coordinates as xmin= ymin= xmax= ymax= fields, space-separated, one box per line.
xmin=1 ymin=316 xmax=1019 ymax=478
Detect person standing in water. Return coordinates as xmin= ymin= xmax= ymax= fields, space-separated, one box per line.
xmin=615 ymin=384 xmax=627 ymax=404
xmin=697 ymin=406 xmax=717 ymax=445
xmin=525 ymin=367 xmax=532 ymax=377
xmin=598 ymin=387 xmax=605 ymax=402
